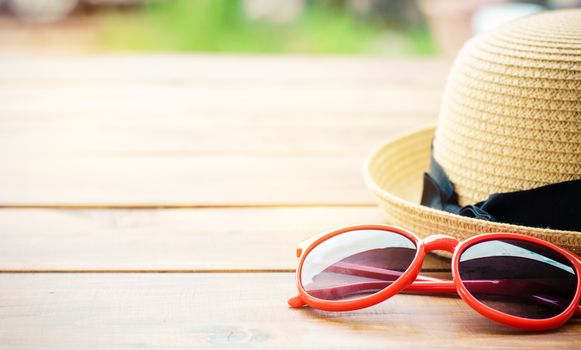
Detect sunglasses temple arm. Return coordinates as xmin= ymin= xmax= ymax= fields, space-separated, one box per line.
xmin=324 ymin=261 xmax=447 ymax=282
xmin=288 ymin=262 xmax=451 ymax=308
xmin=289 ymin=279 xmax=575 ymax=312
xmin=315 ymin=262 xmax=581 ymax=307
xmin=405 ymin=279 xmax=577 ymax=314
xmin=288 ymin=295 xmax=308 ymax=308
xmin=289 ymin=262 xmax=580 ymax=312
xmin=288 ymin=280 xmax=456 ymax=308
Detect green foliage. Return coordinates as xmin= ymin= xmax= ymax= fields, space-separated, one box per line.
xmin=96 ymin=0 xmax=436 ymax=56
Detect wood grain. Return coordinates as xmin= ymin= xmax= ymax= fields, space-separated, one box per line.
xmin=0 ymin=273 xmax=578 ymax=350
xmin=0 ymin=56 xmax=445 ymax=206
xmin=0 ymin=207 xmax=449 ymax=271
xmin=3 ymin=56 xmax=557 ymax=348
xmin=0 ymin=55 xmax=450 ymax=84
xmin=0 ymin=123 xmax=434 ymax=205
xmin=0 ymin=111 xmax=432 ymax=156
xmin=0 ymin=154 xmax=378 ymax=206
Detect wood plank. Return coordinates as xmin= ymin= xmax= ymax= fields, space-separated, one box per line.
xmin=0 ymin=55 xmax=451 ymax=85
xmin=0 ymin=116 xmax=431 ymax=156
xmin=0 ymin=154 xmax=380 ymax=206
xmin=0 ymin=105 xmax=436 ymax=206
xmin=0 ymin=207 xmax=449 ymax=271
xmin=0 ymin=273 xmax=578 ymax=349
xmin=0 ymin=85 xmax=443 ymax=116
xmin=0 ymin=56 xmax=444 ymax=205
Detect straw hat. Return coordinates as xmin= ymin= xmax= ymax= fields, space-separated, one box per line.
xmin=364 ymin=9 xmax=581 ymax=254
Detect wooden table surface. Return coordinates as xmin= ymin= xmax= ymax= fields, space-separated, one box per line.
xmin=0 ymin=55 xmax=578 ymax=349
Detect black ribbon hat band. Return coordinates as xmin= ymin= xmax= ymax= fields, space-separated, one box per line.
xmin=421 ymin=152 xmax=581 ymax=232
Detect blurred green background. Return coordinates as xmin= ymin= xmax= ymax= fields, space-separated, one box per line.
xmin=1 ymin=0 xmax=578 ymax=56
xmin=96 ymin=0 xmax=436 ymax=55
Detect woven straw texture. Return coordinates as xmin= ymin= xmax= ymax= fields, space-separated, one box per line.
xmin=364 ymin=127 xmax=581 ymax=254
xmin=364 ymin=10 xmax=581 ymax=254
xmin=433 ymin=9 xmax=581 ymax=206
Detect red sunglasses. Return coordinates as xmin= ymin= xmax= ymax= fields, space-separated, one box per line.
xmin=288 ymin=224 xmax=581 ymax=331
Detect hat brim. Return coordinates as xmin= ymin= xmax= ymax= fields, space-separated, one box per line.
xmin=363 ymin=126 xmax=581 ymax=255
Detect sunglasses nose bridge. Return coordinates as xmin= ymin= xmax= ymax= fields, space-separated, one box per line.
xmin=423 ymin=235 xmax=459 ymax=253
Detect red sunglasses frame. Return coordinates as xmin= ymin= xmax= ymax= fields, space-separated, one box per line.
xmin=288 ymin=224 xmax=581 ymax=331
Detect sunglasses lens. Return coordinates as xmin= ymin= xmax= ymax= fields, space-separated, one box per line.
xmin=300 ymin=228 xmax=417 ymax=301
xmin=459 ymin=239 xmax=578 ymax=319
